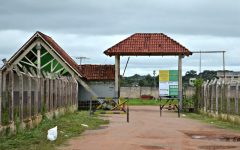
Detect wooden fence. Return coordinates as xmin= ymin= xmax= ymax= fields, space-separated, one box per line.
xmin=0 ymin=66 xmax=78 ymax=131
xmin=199 ymin=78 xmax=240 ymax=115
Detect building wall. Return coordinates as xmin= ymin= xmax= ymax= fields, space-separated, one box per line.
xmin=120 ymin=86 xmax=195 ymax=99
xmin=79 ymin=80 xmax=115 ymax=101
xmin=120 ymin=87 xmax=159 ymax=98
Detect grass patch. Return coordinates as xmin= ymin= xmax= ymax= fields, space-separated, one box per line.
xmin=186 ymin=113 xmax=240 ymax=131
xmin=0 ymin=111 xmax=109 ymax=150
xmin=127 ymin=98 xmax=178 ymax=106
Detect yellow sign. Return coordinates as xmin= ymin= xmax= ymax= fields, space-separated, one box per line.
xmin=159 ymin=70 xmax=169 ymax=82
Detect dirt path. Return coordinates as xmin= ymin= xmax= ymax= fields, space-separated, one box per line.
xmin=58 ymin=106 xmax=240 ymax=150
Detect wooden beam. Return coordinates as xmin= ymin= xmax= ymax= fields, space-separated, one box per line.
xmin=75 ymin=76 xmax=97 ymax=97
xmin=55 ymin=67 xmax=64 ymax=74
xmin=52 ymin=62 xmax=59 ymax=72
xmin=11 ymin=41 xmax=38 ymax=70
xmin=20 ymin=60 xmax=37 ymax=68
xmin=41 ymin=59 xmax=54 ymax=69
xmin=24 ymin=56 xmax=37 ymax=68
xmin=30 ymin=50 xmax=37 ymax=57
xmin=41 ymin=51 xmax=48 ymax=58
xmin=178 ymin=55 xmax=183 ymax=111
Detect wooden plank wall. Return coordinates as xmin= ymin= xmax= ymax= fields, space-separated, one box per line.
xmin=200 ymin=79 xmax=240 ymax=115
xmin=0 ymin=67 xmax=78 ymax=126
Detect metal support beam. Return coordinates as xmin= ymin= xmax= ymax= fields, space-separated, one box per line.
xmin=115 ymin=55 xmax=120 ymax=97
xmin=178 ymin=55 xmax=183 ymax=111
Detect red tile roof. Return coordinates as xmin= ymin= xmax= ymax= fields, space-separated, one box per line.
xmin=104 ymin=33 xmax=192 ymax=56
xmin=79 ymin=65 xmax=115 ymax=81
xmin=38 ymin=31 xmax=84 ymax=76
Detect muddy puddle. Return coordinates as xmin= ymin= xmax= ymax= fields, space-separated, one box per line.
xmin=183 ymin=131 xmax=240 ymax=142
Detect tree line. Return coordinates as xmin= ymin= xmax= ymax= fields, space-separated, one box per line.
xmin=121 ymin=70 xmax=223 ymax=87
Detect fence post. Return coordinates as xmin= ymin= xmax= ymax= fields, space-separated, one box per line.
xmin=220 ymin=81 xmax=224 ymax=112
xmin=40 ymin=78 xmax=44 ymax=113
xmin=207 ymin=80 xmax=212 ymax=112
xmin=203 ymin=81 xmax=208 ymax=112
xmin=215 ymin=80 xmax=219 ymax=115
xmin=76 ymin=80 xmax=78 ymax=107
xmin=27 ymin=75 xmax=31 ymax=118
xmin=46 ymin=78 xmax=49 ymax=111
xmin=19 ymin=73 xmax=23 ymax=122
xmin=54 ymin=79 xmax=57 ymax=109
xmin=35 ymin=77 xmax=39 ymax=115
xmin=50 ymin=79 xmax=53 ymax=111
xmin=235 ymin=82 xmax=239 ymax=114
xmin=9 ymin=70 xmax=14 ymax=122
xmin=0 ymin=70 xmax=2 ymax=125
xmin=227 ymin=83 xmax=231 ymax=114
xmin=211 ymin=80 xmax=215 ymax=113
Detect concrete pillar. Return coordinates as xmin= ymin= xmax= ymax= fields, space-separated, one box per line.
xmin=178 ymin=55 xmax=183 ymax=111
xmin=115 ymin=55 xmax=120 ymax=97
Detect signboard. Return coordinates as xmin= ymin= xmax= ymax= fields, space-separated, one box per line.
xmin=159 ymin=70 xmax=178 ymax=97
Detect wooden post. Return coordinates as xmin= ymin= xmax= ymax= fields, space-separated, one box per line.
xmin=215 ymin=81 xmax=219 ymax=114
xmin=9 ymin=70 xmax=14 ymax=122
xmin=50 ymin=79 xmax=53 ymax=111
xmin=75 ymin=81 xmax=78 ymax=107
xmin=19 ymin=74 xmax=24 ymax=122
xmin=115 ymin=55 xmax=120 ymax=98
xmin=207 ymin=83 xmax=210 ymax=112
xmin=54 ymin=79 xmax=57 ymax=109
xmin=178 ymin=55 xmax=183 ymax=111
xmin=211 ymin=79 xmax=217 ymax=113
xmin=227 ymin=83 xmax=231 ymax=114
xmin=46 ymin=78 xmax=49 ymax=111
xmin=235 ymin=82 xmax=239 ymax=114
xmin=58 ymin=79 xmax=61 ymax=108
xmin=27 ymin=76 xmax=32 ymax=118
xmin=220 ymin=82 xmax=224 ymax=112
xmin=41 ymin=78 xmax=44 ymax=113
xmin=0 ymin=70 xmax=2 ymax=124
xmin=203 ymin=81 xmax=208 ymax=112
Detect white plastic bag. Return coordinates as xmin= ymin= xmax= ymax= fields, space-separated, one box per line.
xmin=47 ymin=126 xmax=58 ymax=141
xmin=81 ymin=124 xmax=89 ymax=127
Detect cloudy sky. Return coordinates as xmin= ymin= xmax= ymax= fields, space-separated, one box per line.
xmin=0 ymin=0 xmax=239 ymax=76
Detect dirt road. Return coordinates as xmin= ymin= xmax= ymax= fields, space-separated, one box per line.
xmin=59 ymin=106 xmax=240 ymax=150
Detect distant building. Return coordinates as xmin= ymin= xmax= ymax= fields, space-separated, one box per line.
xmin=217 ymin=71 xmax=240 ymax=81
xmin=78 ymin=65 xmax=115 ymax=100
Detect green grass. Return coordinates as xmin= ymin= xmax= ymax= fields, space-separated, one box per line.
xmin=0 ymin=111 xmax=109 ymax=150
xmin=127 ymin=98 xmax=178 ymax=106
xmin=186 ymin=113 xmax=240 ymax=132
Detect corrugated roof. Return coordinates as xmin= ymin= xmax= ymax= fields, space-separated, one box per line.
xmin=79 ymin=65 xmax=115 ymax=81
xmin=104 ymin=33 xmax=192 ymax=56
